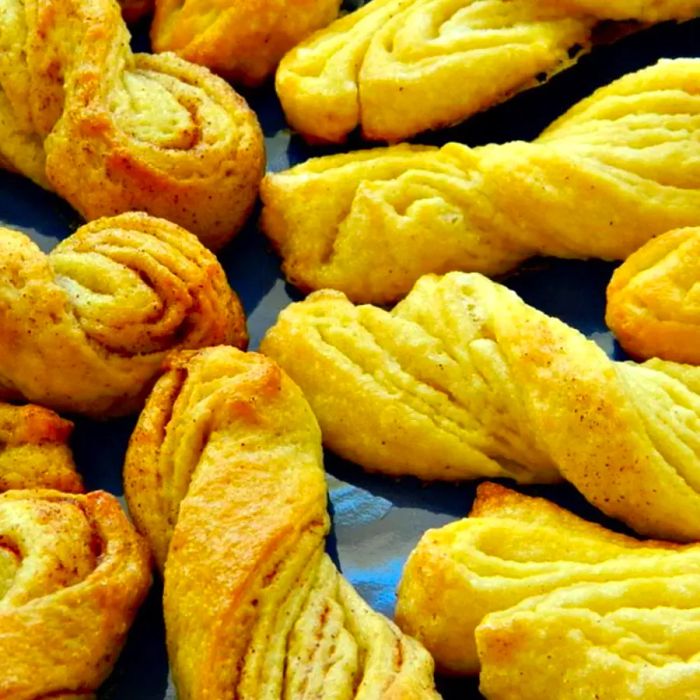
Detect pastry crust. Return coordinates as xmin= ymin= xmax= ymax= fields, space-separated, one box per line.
xmin=397 ymin=483 xmax=700 ymax=698
xmin=0 ymin=213 xmax=247 ymax=417
xmin=263 ymin=58 xmax=700 ymax=304
xmin=276 ymin=0 xmax=699 ymax=143
xmin=152 ymin=0 xmax=341 ymax=86
xmin=606 ymin=227 xmax=700 ymax=364
xmin=124 ymin=346 xmax=440 ymax=699
xmin=261 ymin=271 xmax=700 ymax=541
xmin=0 ymin=0 xmax=264 ymax=250
xmin=0 ymin=488 xmax=151 ymax=699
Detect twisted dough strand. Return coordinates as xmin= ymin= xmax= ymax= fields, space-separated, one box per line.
xmin=0 ymin=212 xmax=247 ymax=417
xmin=124 ymin=346 xmax=440 ymax=700
xmin=263 ymin=58 xmax=700 ymax=303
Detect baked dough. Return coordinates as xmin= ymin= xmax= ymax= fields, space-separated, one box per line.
xmin=0 ymin=0 xmax=264 ymax=249
xmin=606 ymin=227 xmax=700 ymax=364
xmin=0 ymin=402 xmax=81 ymax=492
xmin=0 ymin=488 xmax=151 ymax=699
xmin=124 ymin=346 xmax=440 ymax=699
xmin=397 ymin=483 xmax=700 ymax=699
xmin=263 ymin=58 xmax=700 ymax=303
xmin=0 ymin=213 xmax=247 ymax=417
xmin=276 ymin=0 xmax=699 ymax=143
xmin=261 ymin=271 xmax=700 ymax=541
xmin=152 ymin=0 xmax=341 ymax=86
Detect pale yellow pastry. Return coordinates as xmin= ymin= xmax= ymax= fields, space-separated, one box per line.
xmin=124 ymin=346 xmax=440 ymax=699
xmin=0 ymin=0 xmax=264 ymax=250
xmin=606 ymin=227 xmax=700 ymax=364
xmin=397 ymin=483 xmax=700 ymax=699
xmin=262 ymin=271 xmax=700 ymax=541
xmin=263 ymin=58 xmax=700 ymax=304
xmin=0 ymin=213 xmax=247 ymax=417
xmin=0 ymin=488 xmax=151 ymax=698
xmin=276 ymin=0 xmax=699 ymax=143
xmin=0 ymin=402 xmax=82 ymax=492
xmin=152 ymin=0 xmax=341 ymax=86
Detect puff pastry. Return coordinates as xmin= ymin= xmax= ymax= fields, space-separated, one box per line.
xmin=606 ymin=227 xmax=700 ymax=365
xmin=152 ymin=0 xmax=341 ymax=86
xmin=262 ymin=271 xmax=700 ymax=541
xmin=0 ymin=488 xmax=151 ymax=698
xmin=0 ymin=402 xmax=82 ymax=492
xmin=124 ymin=346 xmax=440 ymax=699
xmin=276 ymin=0 xmax=700 ymax=143
xmin=263 ymin=58 xmax=700 ymax=303
xmin=0 ymin=213 xmax=247 ymax=417
xmin=0 ymin=0 xmax=264 ymax=250
xmin=397 ymin=483 xmax=700 ymax=699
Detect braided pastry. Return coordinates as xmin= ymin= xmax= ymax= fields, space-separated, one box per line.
xmin=397 ymin=483 xmax=700 ymax=699
xmin=0 ymin=402 xmax=81 ymax=492
xmin=276 ymin=0 xmax=700 ymax=143
xmin=0 ymin=213 xmax=247 ymax=417
xmin=263 ymin=58 xmax=700 ymax=304
xmin=261 ymin=271 xmax=700 ymax=541
xmin=0 ymin=0 xmax=264 ymax=250
xmin=151 ymin=0 xmax=341 ymax=86
xmin=0 ymin=488 xmax=151 ymax=698
xmin=606 ymin=227 xmax=700 ymax=364
xmin=124 ymin=346 xmax=440 ymax=699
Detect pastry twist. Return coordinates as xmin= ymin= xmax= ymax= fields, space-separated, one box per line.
xmin=0 ymin=0 xmax=264 ymax=249
xmin=151 ymin=0 xmax=341 ymax=86
xmin=261 ymin=271 xmax=700 ymax=541
xmin=606 ymin=227 xmax=700 ymax=364
xmin=397 ymin=483 xmax=700 ymax=699
xmin=0 ymin=213 xmax=247 ymax=417
xmin=263 ymin=58 xmax=700 ymax=303
xmin=0 ymin=488 xmax=151 ymax=699
xmin=276 ymin=0 xmax=700 ymax=143
xmin=124 ymin=346 xmax=440 ymax=699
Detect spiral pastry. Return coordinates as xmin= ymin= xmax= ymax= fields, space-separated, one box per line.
xmin=124 ymin=346 xmax=440 ymax=699
xmin=276 ymin=0 xmax=699 ymax=143
xmin=151 ymin=0 xmax=341 ymax=86
xmin=397 ymin=483 xmax=700 ymax=698
xmin=606 ymin=227 xmax=700 ymax=364
xmin=0 ymin=402 xmax=82 ymax=492
xmin=264 ymin=58 xmax=700 ymax=303
xmin=0 ymin=213 xmax=247 ymax=417
xmin=0 ymin=0 xmax=264 ymax=250
xmin=0 ymin=488 xmax=151 ymax=698
xmin=262 ymin=270 xmax=700 ymax=541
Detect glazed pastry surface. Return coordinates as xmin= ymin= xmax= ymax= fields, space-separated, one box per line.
xmin=606 ymin=227 xmax=700 ymax=364
xmin=0 ymin=488 xmax=151 ymax=699
xmin=152 ymin=0 xmax=341 ymax=86
xmin=0 ymin=0 xmax=264 ymax=249
xmin=124 ymin=346 xmax=440 ymax=699
xmin=263 ymin=58 xmax=700 ymax=303
xmin=397 ymin=483 xmax=700 ymax=699
xmin=262 ymin=271 xmax=700 ymax=541
xmin=276 ymin=0 xmax=700 ymax=143
xmin=0 ymin=213 xmax=247 ymax=417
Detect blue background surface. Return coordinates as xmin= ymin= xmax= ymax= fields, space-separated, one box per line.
xmin=1 ymin=8 xmax=699 ymax=698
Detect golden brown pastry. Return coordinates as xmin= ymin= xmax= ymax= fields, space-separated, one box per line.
xmin=261 ymin=271 xmax=700 ymax=541
xmin=0 ymin=402 xmax=82 ymax=492
xmin=0 ymin=213 xmax=247 ymax=417
xmin=276 ymin=0 xmax=699 ymax=143
xmin=263 ymin=58 xmax=700 ymax=304
xmin=0 ymin=488 xmax=151 ymax=698
xmin=124 ymin=346 xmax=440 ymax=699
xmin=397 ymin=483 xmax=700 ymax=699
xmin=606 ymin=227 xmax=700 ymax=364
xmin=0 ymin=0 xmax=264 ymax=250
xmin=152 ymin=0 xmax=341 ymax=87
